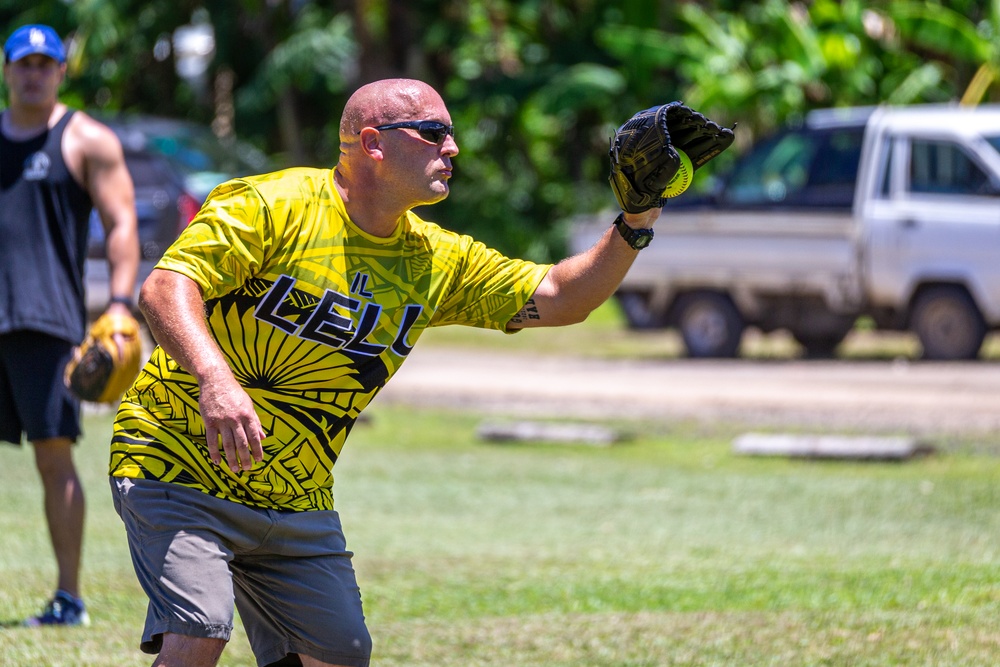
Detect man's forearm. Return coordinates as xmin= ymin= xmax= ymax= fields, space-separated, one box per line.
xmin=104 ymin=220 xmax=140 ymax=302
xmin=509 ymin=209 xmax=660 ymax=329
xmin=139 ymin=269 xmax=232 ymax=384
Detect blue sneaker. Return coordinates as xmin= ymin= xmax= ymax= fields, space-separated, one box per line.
xmin=23 ymin=590 xmax=90 ymax=627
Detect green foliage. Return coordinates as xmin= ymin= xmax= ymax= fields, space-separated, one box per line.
xmin=3 ymin=0 xmax=1000 ymax=256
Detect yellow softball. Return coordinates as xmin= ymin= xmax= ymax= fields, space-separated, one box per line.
xmin=661 ymin=149 xmax=693 ymax=198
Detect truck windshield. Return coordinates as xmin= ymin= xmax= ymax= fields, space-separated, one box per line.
xmin=723 ymin=127 xmax=863 ymax=209
xmin=986 ymin=136 xmax=1000 ymax=156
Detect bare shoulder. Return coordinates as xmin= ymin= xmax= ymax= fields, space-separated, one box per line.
xmin=61 ymin=110 xmax=130 ymax=192
xmin=65 ymin=110 xmax=124 ymax=161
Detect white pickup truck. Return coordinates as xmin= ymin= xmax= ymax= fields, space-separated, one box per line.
xmin=571 ymin=104 xmax=1000 ymax=360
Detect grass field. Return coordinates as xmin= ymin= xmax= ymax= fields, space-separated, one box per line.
xmin=2 ymin=305 xmax=1000 ymax=665
xmin=2 ymin=397 xmax=1000 ymax=666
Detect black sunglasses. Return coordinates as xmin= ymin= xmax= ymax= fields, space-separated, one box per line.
xmin=369 ymin=120 xmax=455 ymax=144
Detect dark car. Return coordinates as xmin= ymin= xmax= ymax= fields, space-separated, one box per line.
xmin=85 ymin=115 xmax=271 ymax=315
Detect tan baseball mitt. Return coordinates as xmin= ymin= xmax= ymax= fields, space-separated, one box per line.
xmin=65 ymin=312 xmax=143 ymax=403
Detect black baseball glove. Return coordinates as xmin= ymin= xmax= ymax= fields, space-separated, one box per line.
xmin=609 ymin=101 xmax=735 ymax=213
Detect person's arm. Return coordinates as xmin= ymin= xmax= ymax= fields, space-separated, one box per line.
xmin=139 ymin=268 xmax=265 ymax=472
xmin=507 ymin=208 xmax=660 ymax=329
xmin=71 ymin=113 xmax=140 ymax=316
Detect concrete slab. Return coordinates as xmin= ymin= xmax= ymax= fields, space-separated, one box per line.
xmin=733 ymin=433 xmax=933 ymax=461
xmin=477 ymin=420 xmax=625 ymax=446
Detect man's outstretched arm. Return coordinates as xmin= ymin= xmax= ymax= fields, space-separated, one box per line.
xmin=506 ymin=208 xmax=660 ymax=330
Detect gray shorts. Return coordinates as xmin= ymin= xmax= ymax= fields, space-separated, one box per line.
xmin=110 ymin=476 xmax=372 ymax=667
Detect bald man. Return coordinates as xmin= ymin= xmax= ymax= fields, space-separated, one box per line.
xmin=108 ymin=78 xmax=659 ymax=667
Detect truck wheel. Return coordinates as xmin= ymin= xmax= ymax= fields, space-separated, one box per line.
xmin=675 ymin=292 xmax=744 ymax=358
xmin=910 ymin=286 xmax=986 ymax=360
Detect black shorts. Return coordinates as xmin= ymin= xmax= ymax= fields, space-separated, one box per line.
xmin=0 ymin=330 xmax=81 ymax=444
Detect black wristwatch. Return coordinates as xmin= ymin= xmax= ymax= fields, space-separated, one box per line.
xmin=109 ymin=295 xmax=135 ymax=309
xmin=611 ymin=213 xmax=654 ymax=250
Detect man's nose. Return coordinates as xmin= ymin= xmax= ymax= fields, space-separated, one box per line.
xmin=442 ymin=134 xmax=459 ymax=156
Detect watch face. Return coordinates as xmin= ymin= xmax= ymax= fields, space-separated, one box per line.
xmin=612 ymin=215 xmax=653 ymax=250
xmin=633 ymin=233 xmax=652 ymax=249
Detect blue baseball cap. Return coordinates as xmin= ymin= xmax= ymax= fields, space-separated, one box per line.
xmin=4 ymin=24 xmax=66 ymax=64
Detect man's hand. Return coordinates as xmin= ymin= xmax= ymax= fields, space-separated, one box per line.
xmin=140 ymin=269 xmax=265 ymax=473
xmin=198 ymin=371 xmax=266 ymax=473
xmin=622 ymin=208 xmax=661 ymax=228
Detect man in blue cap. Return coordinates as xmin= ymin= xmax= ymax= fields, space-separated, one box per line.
xmin=0 ymin=24 xmax=140 ymax=626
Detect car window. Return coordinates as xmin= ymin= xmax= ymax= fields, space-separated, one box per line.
xmin=148 ymin=132 xmax=253 ymax=175
xmin=124 ymin=153 xmax=179 ymax=188
xmin=805 ymin=130 xmax=863 ymax=198
xmin=144 ymin=131 xmax=268 ymax=200
xmin=909 ymin=139 xmax=994 ymax=196
xmin=877 ymin=137 xmax=893 ymax=199
xmin=724 ymin=131 xmax=815 ymax=205
xmin=722 ymin=127 xmax=862 ymax=208
xmin=985 ymin=135 xmax=1000 ymax=156
xmin=97 ymin=113 xmax=272 ymax=201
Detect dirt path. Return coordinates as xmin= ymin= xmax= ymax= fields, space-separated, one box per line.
xmin=378 ymin=347 xmax=1000 ymax=438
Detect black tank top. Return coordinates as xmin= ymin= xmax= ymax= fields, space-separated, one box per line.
xmin=0 ymin=109 xmax=94 ymax=343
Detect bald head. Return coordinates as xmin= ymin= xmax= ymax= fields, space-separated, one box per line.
xmin=339 ymin=79 xmax=444 ymax=137
xmin=333 ymin=78 xmax=457 ymax=233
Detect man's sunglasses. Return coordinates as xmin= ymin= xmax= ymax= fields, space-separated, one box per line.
xmin=369 ymin=120 xmax=455 ymax=144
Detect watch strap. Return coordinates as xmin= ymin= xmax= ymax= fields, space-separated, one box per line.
xmin=611 ymin=213 xmax=654 ymax=250
xmin=109 ymin=295 xmax=135 ymax=309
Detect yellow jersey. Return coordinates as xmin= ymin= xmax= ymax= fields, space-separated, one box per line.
xmin=110 ymin=167 xmax=549 ymax=511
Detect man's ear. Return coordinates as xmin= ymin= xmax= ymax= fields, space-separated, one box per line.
xmin=358 ymin=127 xmax=384 ymax=162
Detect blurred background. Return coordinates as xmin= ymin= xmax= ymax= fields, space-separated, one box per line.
xmin=3 ymin=0 xmax=998 ymax=262
xmin=4 ymin=9 xmax=1000 ymax=661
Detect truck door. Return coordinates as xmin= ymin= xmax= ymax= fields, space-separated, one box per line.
xmin=866 ymin=135 xmax=1000 ymax=309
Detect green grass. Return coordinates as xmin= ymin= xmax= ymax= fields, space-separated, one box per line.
xmin=3 ymin=403 xmax=1000 ymax=666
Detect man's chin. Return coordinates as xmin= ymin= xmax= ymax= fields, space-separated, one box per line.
xmin=417 ymin=184 xmax=450 ymax=206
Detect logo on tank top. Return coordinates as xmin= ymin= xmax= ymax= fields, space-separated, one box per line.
xmin=23 ymin=152 xmax=51 ymax=181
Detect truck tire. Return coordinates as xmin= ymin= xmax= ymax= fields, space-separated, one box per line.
xmin=910 ymin=286 xmax=986 ymax=361
xmin=675 ymin=292 xmax=744 ymax=358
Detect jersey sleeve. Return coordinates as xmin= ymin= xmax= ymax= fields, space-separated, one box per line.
xmin=430 ymin=237 xmax=551 ymax=331
xmin=155 ymin=179 xmax=274 ymax=300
